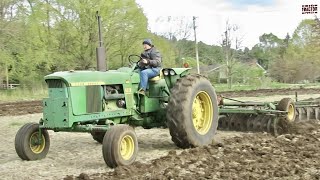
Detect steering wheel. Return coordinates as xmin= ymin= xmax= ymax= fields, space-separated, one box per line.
xmin=128 ymin=54 xmax=143 ymax=72
xmin=128 ymin=54 xmax=142 ymax=64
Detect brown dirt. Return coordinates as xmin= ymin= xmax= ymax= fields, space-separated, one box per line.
xmin=1 ymin=88 xmax=319 ymax=117
xmin=278 ymin=119 xmax=320 ymax=135
xmin=1 ymin=113 xmax=320 ymax=179
xmin=0 ymin=114 xmax=243 ymax=180
xmin=0 ymin=101 xmax=42 ymax=116
xmin=66 ymin=122 xmax=320 ymax=180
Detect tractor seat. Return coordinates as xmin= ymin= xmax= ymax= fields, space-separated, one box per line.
xmin=149 ymin=70 xmax=163 ymax=82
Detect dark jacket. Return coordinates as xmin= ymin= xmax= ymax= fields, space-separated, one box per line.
xmin=139 ymin=47 xmax=162 ymax=68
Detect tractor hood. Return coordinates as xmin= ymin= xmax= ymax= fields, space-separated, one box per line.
xmin=45 ymin=68 xmax=139 ymax=86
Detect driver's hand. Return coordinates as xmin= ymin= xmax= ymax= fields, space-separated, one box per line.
xmin=142 ymin=59 xmax=148 ymax=64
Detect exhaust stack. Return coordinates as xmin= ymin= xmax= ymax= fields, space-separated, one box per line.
xmin=96 ymin=11 xmax=107 ymax=71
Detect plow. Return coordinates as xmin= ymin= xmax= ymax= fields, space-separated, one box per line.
xmin=217 ymin=95 xmax=320 ymax=135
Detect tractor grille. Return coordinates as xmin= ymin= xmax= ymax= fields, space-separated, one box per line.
xmin=46 ymin=80 xmax=63 ymax=88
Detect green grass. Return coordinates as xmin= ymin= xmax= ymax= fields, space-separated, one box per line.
xmin=0 ymin=86 xmax=48 ymax=102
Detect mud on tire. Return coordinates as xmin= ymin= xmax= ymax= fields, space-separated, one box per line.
xmin=166 ymin=74 xmax=219 ymax=148
xmin=277 ymin=98 xmax=296 ymax=122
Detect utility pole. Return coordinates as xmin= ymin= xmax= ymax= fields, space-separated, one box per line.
xmin=225 ymin=29 xmax=230 ymax=89
xmin=5 ymin=64 xmax=8 ymax=89
xmin=193 ymin=16 xmax=200 ymax=74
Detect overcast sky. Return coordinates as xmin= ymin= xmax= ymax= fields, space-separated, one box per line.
xmin=135 ymin=0 xmax=319 ymax=49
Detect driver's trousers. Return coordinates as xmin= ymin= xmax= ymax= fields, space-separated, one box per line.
xmin=139 ymin=67 xmax=161 ymax=91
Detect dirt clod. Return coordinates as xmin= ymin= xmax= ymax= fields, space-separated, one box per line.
xmin=66 ymin=123 xmax=320 ymax=180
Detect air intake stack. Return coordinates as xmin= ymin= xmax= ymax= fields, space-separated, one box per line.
xmin=96 ymin=11 xmax=107 ymax=71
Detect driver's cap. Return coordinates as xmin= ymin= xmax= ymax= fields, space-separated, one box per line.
xmin=142 ymin=39 xmax=152 ymax=46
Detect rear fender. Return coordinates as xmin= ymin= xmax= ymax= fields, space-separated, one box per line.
xmin=162 ymin=68 xmax=191 ymax=89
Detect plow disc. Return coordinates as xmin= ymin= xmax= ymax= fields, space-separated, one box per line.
xmin=218 ymin=97 xmax=320 ymax=136
xmin=218 ymin=115 xmax=287 ymax=136
xmin=290 ymin=98 xmax=320 ymax=122
xmin=296 ymin=106 xmax=320 ymax=121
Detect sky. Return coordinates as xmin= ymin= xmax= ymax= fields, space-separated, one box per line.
xmin=135 ymin=0 xmax=320 ymax=49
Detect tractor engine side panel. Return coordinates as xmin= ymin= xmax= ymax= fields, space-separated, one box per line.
xmin=43 ymin=80 xmax=70 ymax=128
xmin=43 ymin=97 xmax=69 ymax=128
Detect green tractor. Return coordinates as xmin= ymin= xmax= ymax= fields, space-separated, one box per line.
xmin=14 ymin=15 xmax=219 ymax=168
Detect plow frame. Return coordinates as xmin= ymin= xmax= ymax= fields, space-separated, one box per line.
xmin=217 ymin=95 xmax=320 ymax=135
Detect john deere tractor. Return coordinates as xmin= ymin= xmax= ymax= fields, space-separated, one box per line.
xmin=14 ymin=14 xmax=219 ymax=168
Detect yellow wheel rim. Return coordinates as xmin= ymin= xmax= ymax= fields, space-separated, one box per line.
xmin=120 ymin=135 xmax=135 ymax=160
xmin=29 ymin=132 xmax=45 ymax=154
xmin=192 ymin=91 xmax=213 ymax=135
xmin=287 ymin=104 xmax=295 ymax=122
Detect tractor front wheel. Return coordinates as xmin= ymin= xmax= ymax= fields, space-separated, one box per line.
xmin=167 ymin=74 xmax=219 ymax=148
xmin=15 ymin=123 xmax=50 ymax=160
xmin=102 ymin=125 xmax=138 ymax=168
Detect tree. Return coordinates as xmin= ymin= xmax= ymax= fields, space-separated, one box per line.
xmin=221 ymin=20 xmax=242 ymax=89
xmin=198 ymin=42 xmax=224 ymax=65
xmin=0 ymin=0 xmax=22 ymax=86
xmin=0 ymin=0 xmax=152 ymax=87
xmin=269 ymin=18 xmax=320 ymax=83
xmin=155 ymin=16 xmax=193 ymax=66
xmin=250 ymin=33 xmax=283 ymax=70
xmin=51 ymin=0 xmax=149 ymax=70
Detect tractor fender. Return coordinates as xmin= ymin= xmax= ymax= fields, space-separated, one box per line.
xmin=162 ymin=68 xmax=191 ymax=89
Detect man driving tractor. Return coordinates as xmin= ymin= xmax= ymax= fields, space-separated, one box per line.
xmin=138 ymin=39 xmax=162 ymax=94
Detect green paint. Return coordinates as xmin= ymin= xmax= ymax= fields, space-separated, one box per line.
xmin=45 ymin=70 xmax=133 ymax=86
xmin=219 ymin=108 xmax=285 ymax=115
xmin=41 ymin=67 xmax=191 ymax=133
xmin=162 ymin=68 xmax=190 ymax=89
xmin=140 ymin=97 xmax=160 ymax=113
xmin=69 ymin=86 xmax=87 ymax=115
xmin=171 ymin=68 xmax=191 ymax=75
xmin=43 ymin=97 xmax=69 ymax=128
xmin=148 ymin=79 xmax=169 ymax=98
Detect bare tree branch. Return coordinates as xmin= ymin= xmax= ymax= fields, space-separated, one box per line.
xmin=220 ymin=20 xmax=243 ymax=89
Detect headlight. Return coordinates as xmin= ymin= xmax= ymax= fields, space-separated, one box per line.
xmin=163 ymin=70 xmax=169 ymax=76
xmin=169 ymin=70 xmax=176 ymax=76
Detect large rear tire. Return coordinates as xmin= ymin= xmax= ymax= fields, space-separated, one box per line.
xmin=166 ymin=74 xmax=219 ymax=148
xmin=102 ymin=125 xmax=138 ymax=168
xmin=15 ymin=123 xmax=50 ymax=160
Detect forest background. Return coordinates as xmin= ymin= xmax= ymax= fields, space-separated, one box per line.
xmin=0 ymin=0 xmax=319 ymax=100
